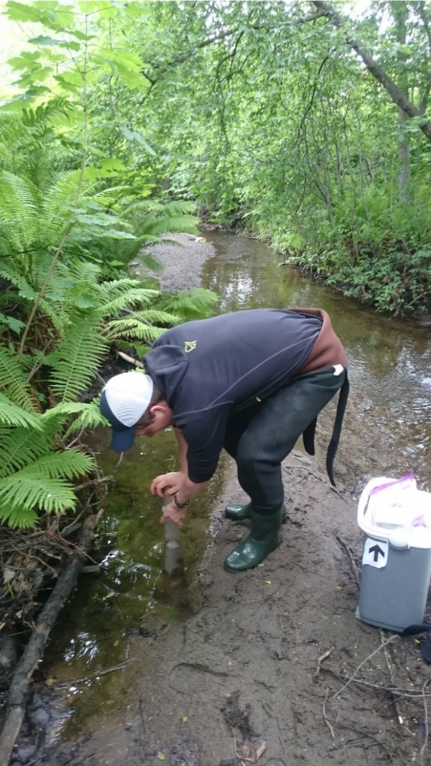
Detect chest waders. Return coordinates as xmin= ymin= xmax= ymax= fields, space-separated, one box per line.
xmin=224 ymin=367 xmax=349 ymax=572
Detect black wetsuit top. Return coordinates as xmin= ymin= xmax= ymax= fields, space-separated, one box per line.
xmin=144 ymin=309 xmax=322 ymax=482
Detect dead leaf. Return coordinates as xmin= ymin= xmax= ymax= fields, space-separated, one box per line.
xmin=236 ymin=737 xmax=267 ymax=762
xmin=3 ymin=567 xmax=15 ymax=584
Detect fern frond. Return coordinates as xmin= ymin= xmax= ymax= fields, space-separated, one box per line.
xmin=65 ymin=260 xmax=101 ymax=286
xmin=98 ymin=279 xmax=157 ymax=300
xmin=0 ymin=170 xmax=38 ymax=222
xmin=51 ymin=312 xmax=108 ymax=402
xmin=100 ymin=289 xmax=162 ymax=318
xmin=0 ymin=425 xmax=55 ymax=477
xmin=0 ymin=394 xmax=42 ymax=429
xmin=160 ymin=288 xmax=219 ymax=320
xmin=105 ymin=317 xmax=168 ymax=342
xmin=18 ymin=450 xmax=94 ymax=481
xmin=136 ymin=251 xmax=165 ymax=272
xmin=63 ymin=398 xmax=106 ymax=437
xmin=138 ymin=216 xmax=198 ymax=237
xmin=0 ymin=171 xmax=48 ymax=255
xmin=131 ymin=309 xmax=181 ymax=325
xmin=0 ymin=346 xmax=38 ymax=412
xmin=0 ymin=448 xmax=93 ymax=518
xmin=42 ymin=401 xmax=101 ymax=421
xmin=124 ymin=199 xmax=195 ymax=216
xmin=124 ymin=200 xmax=164 ymax=214
xmin=161 ymin=200 xmax=196 ymax=216
xmin=0 ymin=475 xmax=77 ymax=514
xmin=0 ymin=503 xmax=38 ymax=529
xmin=37 ymin=294 xmax=70 ymax=334
xmin=49 ymin=311 xmax=108 ymax=402
xmin=0 ymin=263 xmax=38 ymax=299
xmin=42 ymin=168 xmax=95 ymax=222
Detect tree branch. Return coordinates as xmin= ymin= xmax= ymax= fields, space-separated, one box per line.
xmin=312 ymin=1 xmax=431 ymax=143
xmin=143 ymin=10 xmax=328 ymax=84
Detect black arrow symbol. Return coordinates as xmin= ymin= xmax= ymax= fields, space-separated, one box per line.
xmin=369 ymin=544 xmax=385 ymax=562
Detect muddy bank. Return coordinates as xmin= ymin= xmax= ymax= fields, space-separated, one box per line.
xmin=40 ymin=454 xmax=428 ymax=766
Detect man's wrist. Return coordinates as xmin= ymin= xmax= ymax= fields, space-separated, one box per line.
xmin=173 ymin=493 xmax=190 ymax=509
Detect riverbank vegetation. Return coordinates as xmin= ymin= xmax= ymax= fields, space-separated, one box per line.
xmin=2 ymin=2 xmax=430 ymax=324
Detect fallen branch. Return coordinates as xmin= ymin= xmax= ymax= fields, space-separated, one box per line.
xmin=322 ymin=666 xmax=431 ymax=699
xmin=54 ymin=658 xmax=136 ymax=688
xmin=0 ymin=511 xmax=103 ymax=766
xmin=333 ymin=634 xmax=399 ymax=699
xmin=420 ymin=677 xmax=431 ymax=766
xmin=326 ymin=717 xmax=392 ymax=759
xmin=380 ymin=630 xmax=404 ymax=726
xmin=116 ymin=350 xmax=143 ymax=369
xmin=314 ymin=646 xmax=335 ymax=679
xmin=322 ymin=688 xmax=335 ymax=740
xmin=336 ymin=535 xmax=360 ymax=589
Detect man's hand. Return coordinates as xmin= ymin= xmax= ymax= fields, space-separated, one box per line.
xmin=150 ymin=471 xmax=185 ymax=497
xmin=160 ymin=498 xmax=187 ymax=527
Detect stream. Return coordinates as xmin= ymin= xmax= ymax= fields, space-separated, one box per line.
xmin=40 ymin=232 xmax=431 ymax=745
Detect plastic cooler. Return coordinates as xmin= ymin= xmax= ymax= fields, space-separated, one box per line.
xmin=357 ymin=477 xmax=431 ymax=632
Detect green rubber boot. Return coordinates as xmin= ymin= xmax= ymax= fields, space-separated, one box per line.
xmin=224 ymin=505 xmax=283 ymax=572
xmin=225 ymin=502 xmax=288 ymax=523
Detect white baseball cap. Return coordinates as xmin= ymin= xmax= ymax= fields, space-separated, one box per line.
xmin=99 ymin=372 xmax=154 ymax=452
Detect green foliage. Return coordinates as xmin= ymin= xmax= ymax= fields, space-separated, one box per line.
xmin=87 ymin=0 xmax=430 ymax=316
xmin=159 ymin=288 xmax=219 ymax=321
xmin=0 ymin=346 xmax=36 ymax=412
xmin=0 ymin=28 xmax=217 ymax=528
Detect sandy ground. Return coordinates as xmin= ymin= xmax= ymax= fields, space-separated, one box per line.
xmin=35 ymin=235 xmax=430 ymax=766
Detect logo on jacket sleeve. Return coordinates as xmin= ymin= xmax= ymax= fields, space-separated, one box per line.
xmin=185 ymin=341 xmax=197 ymax=353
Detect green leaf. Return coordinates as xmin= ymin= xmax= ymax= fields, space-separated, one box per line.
xmin=0 ymin=475 xmax=76 ymax=513
xmin=0 ymin=395 xmax=42 ymax=429
xmin=119 ymin=127 xmax=157 ymax=155
xmin=6 ymin=1 xmax=45 ymax=23
xmin=28 ymin=35 xmax=79 ymax=49
xmin=0 ymin=504 xmax=38 ymax=528
xmin=7 ymin=51 xmax=42 ymax=70
xmin=0 ymin=347 xmax=37 ymax=413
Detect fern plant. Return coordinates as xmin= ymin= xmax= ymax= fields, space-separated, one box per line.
xmin=0 ymin=92 xmax=217 ymax=530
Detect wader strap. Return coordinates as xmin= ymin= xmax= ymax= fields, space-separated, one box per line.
xmin=303 ymin=418 xmax=317 ymax=456
xmin=326 ymin=373 xmax=350 ymax=487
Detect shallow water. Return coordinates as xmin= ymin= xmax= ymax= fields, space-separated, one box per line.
xmin=45 ymin=232 xmax=431 ymax=738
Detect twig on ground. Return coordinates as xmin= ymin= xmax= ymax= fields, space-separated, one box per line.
xmin=420 ymin=677 xmax=431 ymax=766
xmin=333 ymin=634 xmax=400 ymax=699
xmin=116 ymin=350 xmax=144 ymax=368
xmin=73 ymin=475 xmax=113 ymax=493
xmin=0 ymin=510 xmax=104 ymax=766
xmin=330 ymin=485 xmax=349 ymax=504
xmin=336 ymin=535 xmax=360 ymax=589
xmin=380 ymin=629 xmax=404 ymax=726
xmin=323 ymin=688 xmax=335 ymax=739
xmin=322 ymin=666 xmax=431 ymax=698
xmin=54 ymin=658 xmax=136 ymax=688
xmin=327 ymin=718 xmax=392 ymax=759
xmin=314 ymin=646 xmax=335 ymax=679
